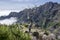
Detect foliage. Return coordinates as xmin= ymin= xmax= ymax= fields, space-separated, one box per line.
xmin=0 ymin=24 xmax=31 ymax=40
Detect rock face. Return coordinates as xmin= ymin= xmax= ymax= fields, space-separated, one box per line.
xmin=0 ymin=2 xmax=60 ymax=28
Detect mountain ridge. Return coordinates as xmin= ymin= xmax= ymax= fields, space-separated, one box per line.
xmin=0 ymin=2 xmax=60 ymax=28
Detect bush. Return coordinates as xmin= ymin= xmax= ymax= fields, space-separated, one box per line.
xmin=0 ymin=24 xmax=31 ymax=40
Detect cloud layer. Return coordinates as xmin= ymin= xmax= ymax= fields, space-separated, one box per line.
xmin=0 ymin=17 xmax=17 ymax=25
xmin=0 ymin=0 xmax=60 ymax=10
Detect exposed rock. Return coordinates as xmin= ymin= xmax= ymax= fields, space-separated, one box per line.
xmin=0 ymin=2 xmax=60 ymax=28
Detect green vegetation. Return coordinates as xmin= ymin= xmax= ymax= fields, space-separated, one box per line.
xmin=0 ymin=24 xmax=31 ymax=40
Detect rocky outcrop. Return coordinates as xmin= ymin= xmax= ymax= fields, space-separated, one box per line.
xmin=0 ymin=2 xmax=60 ymax=28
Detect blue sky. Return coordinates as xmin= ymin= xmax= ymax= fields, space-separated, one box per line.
xmin=0 ymin=0 xmax=60 ymax=10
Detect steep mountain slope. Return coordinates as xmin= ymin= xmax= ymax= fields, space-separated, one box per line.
xmin=0 ymin=2 xmax=60 ymax=28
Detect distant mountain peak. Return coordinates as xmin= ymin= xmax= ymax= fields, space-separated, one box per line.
xmin=0 ymin=2 xmax=60 ymax=27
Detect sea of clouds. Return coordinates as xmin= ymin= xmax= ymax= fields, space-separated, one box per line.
xmin=0 ymin=10 xmax=20 ymax=25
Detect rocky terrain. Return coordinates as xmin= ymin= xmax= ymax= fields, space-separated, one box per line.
xmin=0 ymin=2 xmax=60 ymax=40
xmin=0 ymin=1 xmax=60 ymax=31
xmin=0 ymin=2 xmax=60 ymax=26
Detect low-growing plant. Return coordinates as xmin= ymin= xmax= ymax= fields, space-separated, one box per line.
xmin=0 ymin=24 xmax=31 ymax=40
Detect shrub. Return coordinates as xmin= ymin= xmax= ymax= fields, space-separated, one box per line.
xmin=0 ymin=24 xmax=31 ymax=40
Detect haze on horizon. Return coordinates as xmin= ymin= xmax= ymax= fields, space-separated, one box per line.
xmin=0 ymin=0 xmax=60 ymax=10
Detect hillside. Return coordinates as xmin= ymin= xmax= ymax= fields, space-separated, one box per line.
xmin=0 ymin=2 xmax=60 ymax=28
xmin=0 ymin=2 xmax=60 ymax=40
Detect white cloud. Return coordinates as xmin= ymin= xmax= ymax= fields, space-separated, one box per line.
xmin=0 ymin=10 xmax=20 ymax=16
xmin=0 ymin=17 xmax=17 ymax=25
xmin=0 ymin=10 xmax=10 ymax=16
xmin=11 ymin=0 xmax=38 ymax=2
xmin=0 ymin=0 xmax=37 ymax=11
